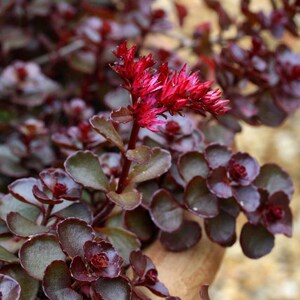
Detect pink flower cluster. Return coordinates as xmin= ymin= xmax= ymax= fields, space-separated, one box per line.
xmin=112 ymin=42 xmax=230 ymax=131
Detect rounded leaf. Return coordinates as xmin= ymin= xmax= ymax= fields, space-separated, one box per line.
xmin=19 ymin=234 xmax=66 ymax=280
xmin=204 ymin=211 xmax=236 ymax=246
xmin=7 ymin=212 xmax=48 ymax=237
xmin=232 ymin=185 xmax=260 ymax=212
xmin=110 ymin=107 xmax=133 ymax=124
xmin=57 ymin=218 xmax=94 ymax=258
xmin=54 ymin=203 xmax=92 ymax=224
xmin=184 ymin=176 xmax=219 ymax=218
xmin=0 ymin=274 xmax=21 ymax=300
xmin=150 ymin=189 xmax=183 ymax=232
xmin=92 ymin=277 xmax=132 ymax=300
xmin=90 ymin=115 xmax=125 ymax=151
xmin=178 ymin=151 xmax=209 ymax=183
xmin=205 ymin=144 xmax=232 ymax=169
xmin=126 ymin=145 xmax=153 ymax=164
xmin=160 ymin=220 xmax=202 ymax=251
xmin=43 ymin=260 xmax=83 ymax=300
xmin=0 ymin=245 xmax=19 ymax=263
xmin=64 ymin=151 xmax=109 ymax=191
xmin=240 ymin=223 xmax=275 ymax=259
xmin=107 ymin=188 xmax=142 ymax=211
xmin=255 ymin=164 xmax=294 ymax=200
xmin=207 ymin=167 xmax=232 ymax=198
xmin=129 ymin=148 xmax=171 ymax=183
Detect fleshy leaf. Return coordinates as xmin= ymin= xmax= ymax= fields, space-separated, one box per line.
xmin=178 ymin=151 xmax=209 ymax=182
xmin=129 ymin=148 xmax=171 ymax=183
xmin=138 ymin=181 xmax=159 ymax=208
xmin=160 ymin=220 xmax=202 ymax=251
xmin=0 ymin=274 xmax=21 ymax=300
xmin=124 ymin=207 xmax=154 ymax=241
xmin=90 ymin=115 xmax=125 ymax=151
xmin=0 ymin=245 xmax=19 ymax=263
xmin=204 ymin=211 xmax=236 ymax=246
xmin=1 ymin=265 xmax=39 ymax=300
xmin=0 ymin=194 xmax=40 ymax=222
xmin=107 ymin=187 xmax=142 ymax=210
xmin=57 ymin=218 xmax=94 ymax=258
xmin=96 ymin=227 xmax=141 ymax=265
xmin=254 ymin=164 xmax=294 ymax=200
xmin=200 ymin=284 xmax=210 ymax=300
xmin=232 ymin=185 xmax=260 ymax=212
xmin=205 ymin=144 xmax=231 ymax=169
xmin=126 ymin=146 xmax=153 ymax=164
xmin=7 ymin=212 xmax=48 ymax=237
xmin=19 ymin=234 xmax=66 ymax=280
xmin=110 ymin=107 xmax=133 ymax=123
xmin=207 ymin=167 xmax=232 ymax=198
xmin=8 ymin=178 xmax=42 ymax=208
xmin=92 ymin=277 xmax=132 ymax=300
xmin=240 ymin=223 xmax=275 ymax=259
xmin=43 ymin=260 xmax=83 ymax=300
xmin=184 ymin=176 xmax=219 ymax=218
xmin=150 ymin=189 xmax=183 ymax=232
xmin=64 ymin=151 xmax=109 ymax=191
xmin=54 ymin=203 xmax=92 ymax=224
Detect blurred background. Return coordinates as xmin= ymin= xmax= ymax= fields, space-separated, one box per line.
xmin=155 ymin=0 xmax=300 ymax=299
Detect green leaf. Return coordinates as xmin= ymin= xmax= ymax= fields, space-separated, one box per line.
xmin=129 ymin=148 xmax=171 ymax=183
xmin=0 ymin=194 xmax=40 ymax=222
xmin=107 ymin=187 xmax=142 ymax=210
xmin=54 ymin=203 xmax=92 ymax=224
xmin=96 ymin=227 xmax=140 ymax=265
xmin=6 ymin=212 xmax=48 ymax=237
xmin=57 ymin=218 xmax=94 ymax=258
xmin=150 ymin=189 xmax=183 ymax=232
xmin=125 ymin=145 xmax=153 ymax=164
xmin=92 ymin=277 xmax=132 ymax=300
xmin=43 ymin=260 xmax=83 ymax=300
xmin=90 ymin=115 xmax=125 ymax=151
xmin=1 ymin=265 xmax=39 ymax=300
xmin=65 ymin=151 xmax=109 ymax=192
xmin=0 ymin=274 xmax=21 ymax=300
xmin=178 ymin=151 xmax=209 ymax=183
xmin=0 ymin=245 xmax=19 ymax=263
xmin=19 ymin=234 xmax=66 ymax=280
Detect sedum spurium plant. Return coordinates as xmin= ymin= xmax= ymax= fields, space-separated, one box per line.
xmin=0 ymin=0 xmax=298 ymax=299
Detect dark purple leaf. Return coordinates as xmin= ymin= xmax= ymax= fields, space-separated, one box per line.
xmin=232 ymin=185 xmax=260 ymax=212
xmin=205 ymin=211 xmax=236 ymax=246
xmin=0 ymin=274 xmax=21 ymax=300
xmin=255 ymin=164 xmax=294 ymax=200
xmin=240 ymin=223 xmax=275 ymax=259
xmin=57 ymin=218 xmax=94 ymax=258
xmin=54 ymin=203 xmax=93 ymax=224
xmin=43 ymin=260 xmax=83 ymax=300
xmin=1 ymin=265 xmax=39 ymax=300
xmin=70 ymin=256 xmax=98 ymax=282
xmin=92 ymin=277 xmax=132 ymax=300
xmin=207 ymin=167 xmax=232 ymax=198
xmin=150 ymin=189 xmax=183 ymax=232
xmin=144 ymin=281 xmax=170 ymax=297
xmin=8 ymin=178 xmax=42 ymax=208
xmin=124 ymin=207 xmax=154 ymax=241
xmin=178 ymin=151 xmax=209 ymax=183
xmin=138 ymin=181 xmax=160 ymax=208
xmin=19 ymin=234 xmax=66 ymax=280
xmin=184 ymin=176 xmax=219 ymax=218
xmin=205 ymin=144 xmax=232 ymax=169
xmin=219 ymin=197 xmax=240 ymax=218
xmin=160 ymin=220 xmax=202 ymax=251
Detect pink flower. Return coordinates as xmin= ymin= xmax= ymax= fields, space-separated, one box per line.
xmin=130 ymin=96 xmax=166 ymax=132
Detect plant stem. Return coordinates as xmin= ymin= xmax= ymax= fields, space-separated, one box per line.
xmin=41 ymin=204 xmax=54 ymax=226
xmin=92 ymin=120 xmax=140 ymax=226
xmin=117 ymin=120 xmax=140 ymax=193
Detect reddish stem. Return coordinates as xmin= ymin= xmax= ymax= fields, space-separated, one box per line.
xmin=117 ymin=120 xmax=140 ymax=193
